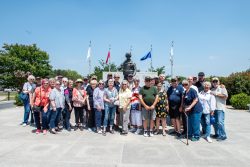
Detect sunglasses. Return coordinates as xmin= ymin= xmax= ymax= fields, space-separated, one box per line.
xmin=182 ymin=84 xmax=188 ymax=86
xmin=114 ymin=77 xmax=120 ymax=78
xmin=122 ymin=84 xmax=127 ymax=85
xmin=213 ymin=80 xmax=218 ymax=83
xmin=99 ymin=83 xmax=104 ymax=85
xmin=44 ymin=83 xmax=49 ymax=85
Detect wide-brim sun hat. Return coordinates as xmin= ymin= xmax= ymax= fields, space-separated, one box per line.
xmin=75 ymin=79 xmax=83 ymax=83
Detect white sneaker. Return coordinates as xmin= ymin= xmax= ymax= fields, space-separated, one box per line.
xmin=97 ymin=130 xmax=102 ymax=134
xmin=143 ymin=131 xmax=149 ymax=137
xmin=88 ymin=128 xmax=92 ymax=132
xmin=22 ymin=123 xmax=27 ymax=127
xmin=149 ymin=131 xmax=154 ymax=137
xmin=206 ymin=137 xmax=213 ymax=143
xmin=135 ymin=129 xmax=142 ymax=135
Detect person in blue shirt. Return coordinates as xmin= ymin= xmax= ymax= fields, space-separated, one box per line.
xmin=167 ymin=78 xmax=184 ymax=137
xmin=181 ymin=80 xmax=203 ymax=141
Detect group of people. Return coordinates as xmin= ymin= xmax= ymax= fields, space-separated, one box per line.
xmin=20 ymin=72 xmax=228 ymax=143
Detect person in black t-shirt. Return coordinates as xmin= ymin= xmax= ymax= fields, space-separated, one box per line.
xmin=195 ymin=72 xmax=205 ymax=92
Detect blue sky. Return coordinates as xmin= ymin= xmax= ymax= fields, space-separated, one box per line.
xmin=0 ymin=0 xmax=250 ymax=77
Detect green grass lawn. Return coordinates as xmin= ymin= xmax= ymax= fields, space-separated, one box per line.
xmin=0 ymin=91 xmax=17 ymax=101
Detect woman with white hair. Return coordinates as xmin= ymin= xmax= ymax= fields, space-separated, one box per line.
xmin=86 ymin=79 xmax=97 ymax=132
xmin=103 ymin=79 xmax=118 ymax=136
xmin=198 ymin=81 xmax=216 ymax=143
xmin=181 ymin=80 xmax=203 ymax=141
xmin=20 ymin=75 xmax=36 ymax=127
xmin=119 ymin=80 xmax=132 ymax=135
xmin=93 ymin=80 xmax=105 ymax=134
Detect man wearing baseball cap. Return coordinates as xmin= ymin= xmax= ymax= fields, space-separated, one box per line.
xmin=195 ymin=72 xmax=205 ymax=92
xmin=210 ymin=77 xmax=228 ymax=141
xmin=139 ymin=76 xmax=159 ymax=137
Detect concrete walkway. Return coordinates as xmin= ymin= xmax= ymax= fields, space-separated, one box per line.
xmin=0 ymin=106 xmax=250 ymax=167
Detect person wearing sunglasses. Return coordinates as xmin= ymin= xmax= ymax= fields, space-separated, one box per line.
xmin=63 ymin=80 xmax=74 ymax=131
xmin=93 ymin=80 xmax=105 ymax=134
xmin=20 ymin=75 xmax=36 ymax=127
xmin=31 ymin=79 xmax=51 ymax=135
xmin=167 ymin=77 xmax=184 ymax=137
xmin=154 ymin=82 xmax=168 ymax=136
xmin=86 ymin=79 xmax=97 ymax=132
xmin=72 ymin=79 xmax=87 ymax=131
xmin=210 ymin=77 xmax=228 ymax=141
xmin=139 ymin=76 xmax=159 ymax=137
xmin=181 ymin=80 xmax=203 ymax=141
xmin=113 ymin=73 xmax=121 ymax=130
xmin=49 ymin=80 xmax=65 ymax=134
xmin=103 ymin=79 xmax=118 ymax=136
xmin=195 ymin=72 xmax=205 ymax=92
xmin=118 ymin=80 xmax=132 ymax=135
xmin=198 ymin=81 xmax=216 ymax=143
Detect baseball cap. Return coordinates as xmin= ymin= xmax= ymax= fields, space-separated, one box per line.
xmin=198 ymin=72 xmax=205 ymax=76
xmin=144 ymin=76 xmax=151 ymax=81
xmin=212 ymin=77 xmax=219 ymax=81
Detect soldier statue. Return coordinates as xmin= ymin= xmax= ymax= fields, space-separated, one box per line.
xmin=118 ymin=53 xmax=137 ymax=80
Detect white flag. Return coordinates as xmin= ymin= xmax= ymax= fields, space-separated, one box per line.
xmin=170 ymin=47 xmax=173 ymax=56
xmin=170 ymin=46 xmax=173 ymax=61
xmin=86 ymin=47 xmax=91 ymax=60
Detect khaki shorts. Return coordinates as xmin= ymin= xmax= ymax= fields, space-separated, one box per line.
xmin=141 ymin=108 xmax=156 ymax=121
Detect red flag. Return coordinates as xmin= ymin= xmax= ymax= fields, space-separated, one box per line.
xmin=105 ymin=51 xmax=110 ymax=64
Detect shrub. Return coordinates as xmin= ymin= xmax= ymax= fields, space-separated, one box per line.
xmin=230 ymin=93 xmax=250 ymax=110
xmin=15 ymin=93 xmax=23 ymax=106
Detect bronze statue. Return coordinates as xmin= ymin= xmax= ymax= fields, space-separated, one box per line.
xmin=118 ymin=53 xmax=137 ymax=80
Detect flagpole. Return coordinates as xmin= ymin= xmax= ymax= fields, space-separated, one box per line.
xmin=109 ymin=44 xmax=111 ymax=72
xmin=150 ymin=44 xmax=153 ymax=71
xmin=170 ymin=41 xmax=174 ymax=78
xmin=88 ymin=41 xmax=91 ymax=76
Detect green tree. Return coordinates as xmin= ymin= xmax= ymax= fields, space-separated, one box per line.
xmin=148 ymin=66 xmax=165 ymax=75
xmin=0 ymin=43 xmax=52 ymax=89
xmin=91 ymin=59 xmax=118 ymax=80
xmin=50 ymin=69 xmax=82 ymax=81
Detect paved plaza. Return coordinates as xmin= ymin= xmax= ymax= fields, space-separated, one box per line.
xmin=0 ymin=105 xmax=250 ymax=167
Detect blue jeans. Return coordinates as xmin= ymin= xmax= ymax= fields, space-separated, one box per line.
xmin=55 ymin=108 xmax=62 ymax=128
xmin=42 ymin=109 xmax=50 ymax=130
xmin=201 ymin=113 xmax=211 ymax=138
xmin=214 ymin=110 xmax=227 ymax=138
xmin=95 ymin=108 xmax=104 ymax=128
xmin=50 ymin=108 xmax=61 ymax=129
xmin=23 ymin=100 xmax=31 ymax=124
xmin=188 ymin=111 xmax=202 ymax=139
xmin=104 ymin=105 xmax=116 ymax=127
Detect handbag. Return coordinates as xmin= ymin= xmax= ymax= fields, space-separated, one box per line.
xmin=114 ymin=100 xmax=120 ymax=106
xmin=32 ymin=87 xmax=42 ymax=112
xmin=19 ymin=82 xmax=29 ymax=101
xmin=19 ymin=92 xmax=29 ymax=101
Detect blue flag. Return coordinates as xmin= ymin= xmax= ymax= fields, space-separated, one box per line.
xmin=140 ymin=51 xmax=151 ymax=61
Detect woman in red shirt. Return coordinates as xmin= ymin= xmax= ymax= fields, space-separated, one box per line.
xmin=31 ymin=79 xmax=51 ymax=135
xmin=72 ymin=79 xmax=87 ymax=131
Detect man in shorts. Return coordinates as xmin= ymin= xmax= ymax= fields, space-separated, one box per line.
xmin=167 ymin=77 xmax=184 ymax=137
xmin=139 ymin=76 xmax=159 ymax=137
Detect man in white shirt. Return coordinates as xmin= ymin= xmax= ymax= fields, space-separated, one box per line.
xmin=211 ymin=77 xmax=228 ymax=141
